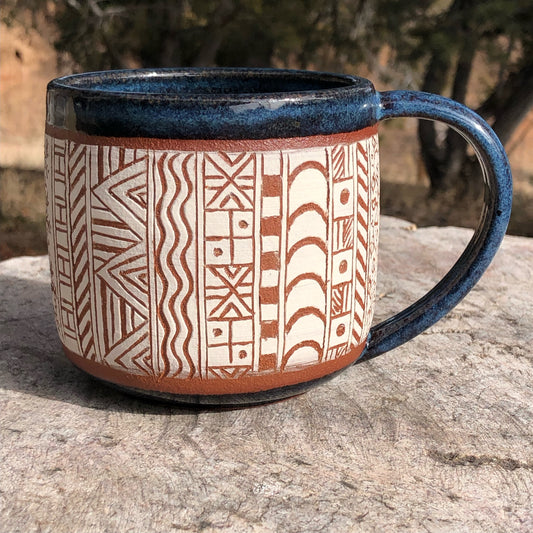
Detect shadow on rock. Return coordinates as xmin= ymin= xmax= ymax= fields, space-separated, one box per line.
xmin=0 ymin=271 xmax=226 ymax=415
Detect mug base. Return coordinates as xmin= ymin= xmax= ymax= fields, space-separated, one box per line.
xmin=62 ymin=342 xmax=366 ymax=405
xmin=90 ymin=367 xmax=348 ymax=407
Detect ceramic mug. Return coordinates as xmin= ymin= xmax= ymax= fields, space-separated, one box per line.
xmin=45 ymin=68 xmax=512 ymax=405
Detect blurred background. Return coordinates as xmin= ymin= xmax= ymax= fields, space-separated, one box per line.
xmin=1 ymin=0 xmax=532 ymax=259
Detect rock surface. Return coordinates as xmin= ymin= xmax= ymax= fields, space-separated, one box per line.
xmin=1 ymin=216 xmax=532 ymax=532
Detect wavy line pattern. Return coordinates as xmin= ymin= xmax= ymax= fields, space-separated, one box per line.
xmin=154 ymin=152 xmax=196 ymax=378
xmin=178 ymin=156 xmax=196 ymax=375
xmin=155 ymin=153 xmax=175 ymax=377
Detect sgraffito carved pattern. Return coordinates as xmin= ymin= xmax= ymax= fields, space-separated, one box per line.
xmin=45 ymin=130 xmax=379 ymax=391
xmin=200 ymin=152 xmax=256 ymax=379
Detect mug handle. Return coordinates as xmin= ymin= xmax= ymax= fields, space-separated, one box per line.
xmin=359 ymin=90 xmax=513 ymax=362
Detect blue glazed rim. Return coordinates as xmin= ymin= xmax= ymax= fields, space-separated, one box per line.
xmin=46 ymin=67 xmax=379 ymax=139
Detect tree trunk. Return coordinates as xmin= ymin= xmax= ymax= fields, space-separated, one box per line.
xmin=435 ymin=41 xmax=478 ymax=197
xmin=417 ymin=0 xmax=480 ymax=198
xmin=417 ymin=0 xmax=533 ymax=205
xmin=417 ymin=52 xmax=453 ymax=193
xmin=490 ymin=63 xmax=533 ymax=146
xmin=160 ymin=0 xmax=185 ymax=67
xmin=192 ymin=0 xmax=236 ymax=67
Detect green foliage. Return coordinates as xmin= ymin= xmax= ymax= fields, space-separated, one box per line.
xmin=3 ymin=0 xmax=530 ymax=76
xmin=4 ymin=0 xmax=531 ymax=88
xmin=404 ymin=0 xmax=533 ymax=68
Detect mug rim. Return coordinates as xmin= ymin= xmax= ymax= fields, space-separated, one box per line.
xmin=48 ymin=67 xmax=373 ymax=103
xmin=46 ymin=67 xmax=379 ymax=139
